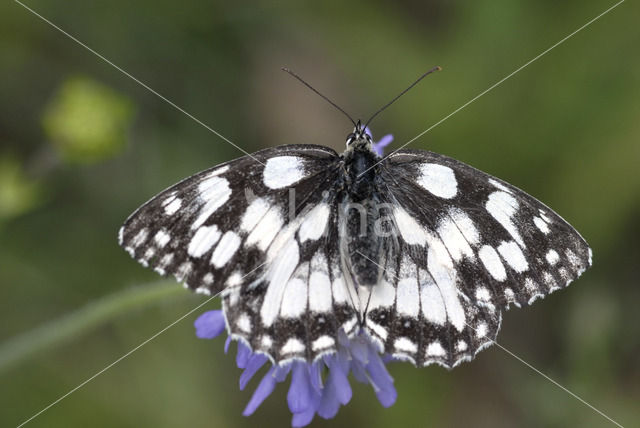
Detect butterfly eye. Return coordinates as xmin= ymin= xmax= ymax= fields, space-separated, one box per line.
xmin=346 ymin=133 xmax=356 ymax=145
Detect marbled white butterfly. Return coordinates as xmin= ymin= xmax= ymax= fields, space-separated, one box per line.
xmin=119 ymin=70 xmax=591 ymax=368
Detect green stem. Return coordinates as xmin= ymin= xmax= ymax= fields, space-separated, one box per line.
xmin=0 ymin=280 xmax=186 ymax=373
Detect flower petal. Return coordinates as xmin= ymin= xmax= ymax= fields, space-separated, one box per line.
xmin=194 ymin=310 xmax=225 ymax=339
xmin=375 ymin=384 xmax=397 ymax=408
xmin=365 ymin=353 xmax=397 ymax=407
xmin=372 ymin=134 xmax=393 ymax=156
xmin=308 ymin=361 xmax=323 ymax=394
xmin=317 ymin=386 xmax=340 ymax=419
xmin=327 ymin=357 xmax=352 ymax=405
xmin=287 ymin=363 xmax=313 ymax=413
xmin=236 ymin=341 xmax=252 ymax=369
xmin=291 ymin=405 xmax=316 ymax=428
xmin=243 ymin=366 xmax=277 ymax=416
xmin=239 ymin=354 xmax=268 ymax=390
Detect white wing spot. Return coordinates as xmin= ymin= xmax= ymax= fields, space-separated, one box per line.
xmin=261 ymin=239 xmax=300 ymax=327
xmin=486 ymin=191 xmax=523 ymax=246
xmin=309 ymin=271 xmax=332 ymax=313
xmin=543 ymin=272 xmax=558 ymax=290
xmin=426 ymin=244 xmax=466 ymax=331
xmin=534 ymin=216 xmax=550 ymax=234
xmin=280 ymin=277 xmax=308 ymax=319
xmin=261 ymin=336 xmax=273 ymax=349
xmin=419 ymin=269 xmax=447 ymax=325
xmin=497 ymin=240 xmax=529 ymax=272
xmin=479 ymin=245 xmax=507 ymax=281
xmin=393 ymin=206 xmax=428 ymax=246
xmin=394 ymin=337 xmax=417 ymax=354
xmin=154 ymin=230 xmax=171 ymax=248
xmin=418 ymin=163 xmax=457 ymax=198
xmin=448 ymin=208 xmax=480 ymax=245
xmin=210 ymin=231 xmax=241 ymax=268
xmin=366 ymin=279 xmax=395 ymax=310
xmin=476 ymin=322 xmax=488 ymax=338
xmin=546 ymin=249 xmax=560 ymax=265
xmin=366 ymin=320 xmax=388 ymax=341
xmin=539 ymin=210 xmax=551 ymax=223
xmin=438 ymin=216 xmax=474 ymax=262
xmin=475 ymin=286 xmax=491 ymax=302
xmin=188 ymin=225 xmax=221 ymax=258
xmin=331 ymin=273 xmax=348 ymax=305
xmin=312 ymin=336 xmax=335 ymax=352
xmin=192 ymin=176 xmax=231 ymax=230
xmin=240 ymin=197 xmax=271 ymax=232
xmin=456 ymin=340 xmax=468 ymax=352
xmin=208 ymin=165 xmax=229 ymax=177
xmin=504 ymin=287 xmax=516 ymax=303
xmin=263 ymin=156 xmax=307 ymax=189
xmin=559 ymin=267 xmax=571 ymax=285
xmin=281 ymin=338 xmax=305 ymax=354
xmin=426 ymin=341 xmax=446 ymax=357
xmin=237 ymin=313 xmax=251 ymax=333
xmin=163 ymin=195 xmax=182 ymax=215
xmin=131 ymin=228 xmax=149 ymax=247
xmin=159 ymin=253 xmax=173 ymax=267
xmin=299 ymin=203 xmax=330 ymax=242
xmin=175 ymin=261 xmax=193 ymax=282
xmin=488 ymin=178 xmax=511 ymax=193
xmin=565 ymin=249 xmax=580 ymax=269
xmin=245 ymin=206 xmax=283 ymax=251
xmin=396 ymin=275 xmax=420 ymax=317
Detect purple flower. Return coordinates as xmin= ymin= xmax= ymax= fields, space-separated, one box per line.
xmin=195 ymin=310 xmax=397 ymax=427
xmin=364 ymin=127 xmax=393 ymax=156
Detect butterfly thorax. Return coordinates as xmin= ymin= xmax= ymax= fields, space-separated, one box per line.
xmin=340 ymin=134 xmax=385 ymax=288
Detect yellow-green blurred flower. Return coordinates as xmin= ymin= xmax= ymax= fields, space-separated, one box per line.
xmin=42 ymin=76 xmax=135 ymax=163
xmin=0 ymin=155 xmax=42 ymax=221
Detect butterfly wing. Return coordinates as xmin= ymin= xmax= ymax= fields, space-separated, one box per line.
xmin=119 ymin=144 xmax=359 ymax=363
xmin=360 ymin=149 xmax=591 ymax=367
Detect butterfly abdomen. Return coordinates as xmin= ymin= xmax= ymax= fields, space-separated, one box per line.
xmin=340 ymin=146 xmax=385 ymax=287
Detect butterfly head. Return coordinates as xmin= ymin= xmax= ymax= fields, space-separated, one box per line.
xmin=346 ymin=120 xmax=373 ymax=150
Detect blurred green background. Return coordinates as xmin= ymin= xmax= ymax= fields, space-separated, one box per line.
xmin=1 ymin=1 xmax=638 ymax=427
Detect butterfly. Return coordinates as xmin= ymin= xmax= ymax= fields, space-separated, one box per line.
xmin=119 ymin=69 xmax=591 ymax=368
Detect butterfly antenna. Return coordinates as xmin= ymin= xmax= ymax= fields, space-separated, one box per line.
xmin=364 ymin=66 xmax=442 ymax=129
xmin=282 ymin=67 xmax=357 ymax=127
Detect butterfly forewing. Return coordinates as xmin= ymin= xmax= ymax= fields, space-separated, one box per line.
xmin=358 ymin=149 xmax=591 ymax=367
xmin=119 ymin=145 xmax=339 ymax=294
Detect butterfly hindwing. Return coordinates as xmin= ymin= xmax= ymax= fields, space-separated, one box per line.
xmin=222 ymin=196 xmax=362 ymax=362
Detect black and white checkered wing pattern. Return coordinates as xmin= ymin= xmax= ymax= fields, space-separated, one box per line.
xmin=361 ymin=149 xmax=591 ymax=368
xmin=119 ymin=145 xmax=340 ymax=292
xmin=119 ymin=144 xmax=357 ymax=363
xmin=221 ymin=196 xmax=362 ymax=363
